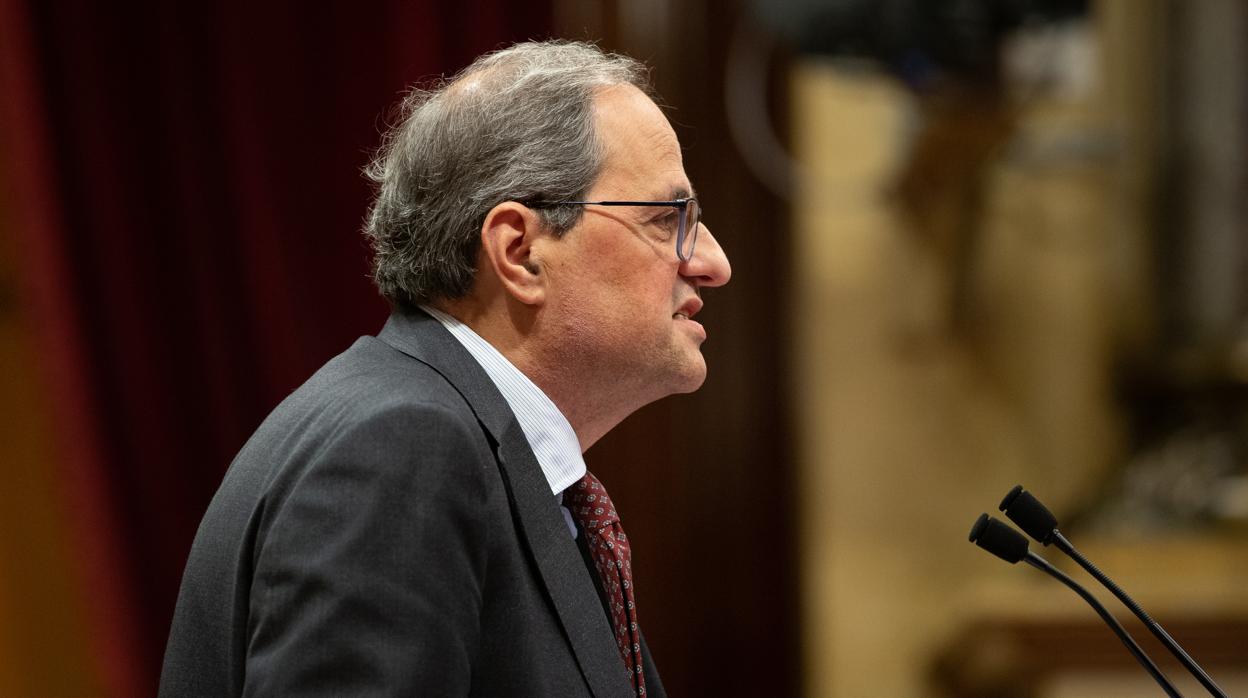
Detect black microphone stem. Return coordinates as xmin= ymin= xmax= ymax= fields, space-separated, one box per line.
xmin=1023 ymin=551 xmax=1183 ymax=697
xmin=1051 ymin=531 xmax=1227 ymax=698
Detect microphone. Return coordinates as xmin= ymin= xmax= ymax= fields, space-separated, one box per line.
xmin=969 ymin=514 xmax=1182 ymax=697
xmin=1000 ymin=486 xmax=1227 ymax=698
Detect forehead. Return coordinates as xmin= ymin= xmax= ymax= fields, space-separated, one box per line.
xmin=589 ymin=84 xmax=689 ymax=199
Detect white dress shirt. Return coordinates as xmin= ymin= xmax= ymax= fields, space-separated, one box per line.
xmin=421 ymin=306 xmax=585 ymax=537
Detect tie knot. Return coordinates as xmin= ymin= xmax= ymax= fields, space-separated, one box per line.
xmin=565 ymin=471 xmax=619 ymax=530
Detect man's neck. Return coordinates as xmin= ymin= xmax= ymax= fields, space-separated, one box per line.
xmin=431 ymin=297 xmax=637 ymax=452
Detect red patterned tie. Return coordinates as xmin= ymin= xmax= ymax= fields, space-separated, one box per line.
xmin=565 ymin=472 xmax=646 ymax=696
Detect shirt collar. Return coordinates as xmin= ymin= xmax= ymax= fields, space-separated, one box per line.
xmin=420 ymin=305 xmax=586 ymax=495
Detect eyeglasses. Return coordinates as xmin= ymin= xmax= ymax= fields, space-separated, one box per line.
xmin=528 ymin=197 xmax=701 ymax=262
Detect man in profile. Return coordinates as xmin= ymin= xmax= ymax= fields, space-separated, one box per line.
xmin=160 ymin=40 xmax=730 ymax=697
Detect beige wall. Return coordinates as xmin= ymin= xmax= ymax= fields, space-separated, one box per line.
xmin=794 ymin=66 xmax=1038 ymax=697
xmin=792 ymin=2 xmax=1186 ymax=695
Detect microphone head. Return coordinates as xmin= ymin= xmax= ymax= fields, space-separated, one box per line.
xmin=998 ymin=485 xmax=1059 ymax=545
xmin=968 ymin=513 xmax=1029 ymax=564
xmin=1000 ymin=484 xmax=1024 ymax=510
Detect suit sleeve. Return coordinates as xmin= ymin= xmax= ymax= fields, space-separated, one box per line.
xmin=243 ymin=403 xmax=495 ymax=697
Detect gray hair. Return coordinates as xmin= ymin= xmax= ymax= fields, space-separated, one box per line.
xmin=363 ymin=40 xmax=652 ymax=305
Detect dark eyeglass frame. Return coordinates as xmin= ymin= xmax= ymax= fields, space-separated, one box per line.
xmin=527 ymin=197 xmax=701 ymax=262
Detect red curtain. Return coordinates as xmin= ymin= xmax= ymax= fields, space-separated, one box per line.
xmin=0 ymin=2 xmax=552 ymax=694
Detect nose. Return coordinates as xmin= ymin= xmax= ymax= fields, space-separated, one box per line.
xmin=680 ymin=223 xmax=731 ymax=287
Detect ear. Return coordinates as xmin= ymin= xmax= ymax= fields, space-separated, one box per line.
xmin=479 ymin=201 xmax=548 ymax=306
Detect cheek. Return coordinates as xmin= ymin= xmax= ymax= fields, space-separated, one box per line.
xmin=598 ymin=272 xmax=675 ymax=326
xmin=550 ymin=229 xmax=678 ymax=327
xmin=585 ymin=245 xmax=677 ymax=306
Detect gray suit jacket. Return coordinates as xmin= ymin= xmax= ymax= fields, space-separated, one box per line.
xmin=159 ymin=306 xmax=665 ymax=697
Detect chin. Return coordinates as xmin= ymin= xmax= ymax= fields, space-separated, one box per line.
xmin=673 ymin=377 xmax=706 ymax=395
xmin=669 ymin=357 xmax=708 ymax=394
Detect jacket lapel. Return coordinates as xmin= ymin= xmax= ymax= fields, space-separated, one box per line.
xmin=378 ymin=307 xmax=633 ymax=698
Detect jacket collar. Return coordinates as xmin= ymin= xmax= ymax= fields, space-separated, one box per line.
xmin=378 ymin=305 xmax=634 ymax=698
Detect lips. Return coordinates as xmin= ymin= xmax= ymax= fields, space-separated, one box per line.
xmin=674 ymin=296 xmax=703 ymax=320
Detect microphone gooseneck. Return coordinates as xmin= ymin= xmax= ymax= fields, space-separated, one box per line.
xmin=999 ymin=485 xmax=1228 ymax=698
xmin=1022 ymin=551 xmax=1181 ymax=698
xmin=968 ymin=514 xmax=1182 ymax=697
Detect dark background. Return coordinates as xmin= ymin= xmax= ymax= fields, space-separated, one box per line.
xmin=0 ymin=0 xmax=797 ymax=695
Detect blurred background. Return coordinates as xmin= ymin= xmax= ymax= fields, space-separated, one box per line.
xmin=1 ymin=0 xmax=1246 ymax=696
